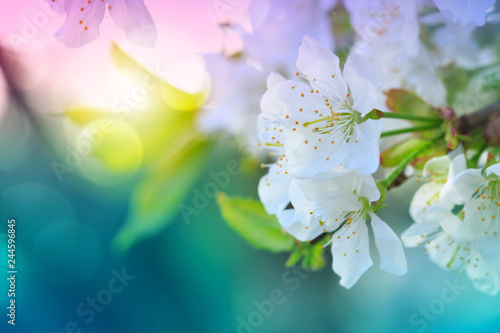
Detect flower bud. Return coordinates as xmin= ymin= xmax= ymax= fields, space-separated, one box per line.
xmin=440 ymin=106 xmax=457 ymax=122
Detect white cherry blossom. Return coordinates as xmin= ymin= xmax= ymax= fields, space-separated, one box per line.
xmin=403 ymin=159 xmax=500 ymax=295
xmin=440 ymin=162 xmax=500 ymax=240
xmin=274 ymin=168 xmax=407 ymax=288
xmin=402 ymin=153 xmax=467 ymax=246
xmin=257 ymin=149 xmax=291 ymax=216
xmin=259 ymin=36 xmax=383 ymax=178
xmin=345 ymin=0 xmax=420 ymax=58
xmin=424 ymin=230 xmax=500 ymax=295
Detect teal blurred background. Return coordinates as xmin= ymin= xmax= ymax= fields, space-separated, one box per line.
xmin=1 ymin=114 xmax=500 ymax=333
xmin=1 ymin=0 xmax=500 ymax=332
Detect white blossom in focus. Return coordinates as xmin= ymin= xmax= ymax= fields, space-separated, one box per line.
xmin=259 ymin=36 xmax=383 ymax=177
xmin=275 ymin=169 xmax=406 ymax=288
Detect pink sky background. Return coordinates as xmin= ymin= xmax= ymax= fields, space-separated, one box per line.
xmin=0 ymin=0 xmax=235 ymax=53
xmin=0 ymin=0 xmax=248 ymax=114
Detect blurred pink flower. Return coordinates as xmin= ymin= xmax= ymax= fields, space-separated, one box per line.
xmin=46 ymin=0 xmax=157 ymax=48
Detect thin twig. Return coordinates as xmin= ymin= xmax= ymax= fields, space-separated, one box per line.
xmin=457 ymin=100 xmax=500 ymax=135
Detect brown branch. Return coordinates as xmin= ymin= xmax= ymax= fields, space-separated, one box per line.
xmin=457 ymin=100 xmax=500 ymax=135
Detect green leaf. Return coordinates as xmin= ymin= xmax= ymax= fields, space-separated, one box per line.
xmin=411 ymin=144 xmax=448 ymax=170
xmin=300 ymin=241 xmax=327 ymax=271
xmin=111 ymin=137 xmax=213 ymax=254
xmin=381 ymin=137 xmax=429 ymax=167
xmin=217 ymin=193 xmax=295 ymax=253
xmin=381 ymin=136 xmax=447 ymax=170
xmin=384 ymin=89 xmax=440 ymax=119
xmin=286 ymin=250 xmax=302 ymax=267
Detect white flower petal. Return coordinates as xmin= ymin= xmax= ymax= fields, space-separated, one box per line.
xmin=433 ymin=0 xmax=496 ymax=27
xmin=266 ymin=71 xmax=287 ymax=89
xmin=276 ymin=209 xmax=296 ymax=229
xmin=258 ymin=163 xmax=291 ymax=215
xmin=331 ymin=218 xmax=372 ymax=289
xmin=339 ymin=120 xmax=382 ymax=175
xmin=314 ymin=191 xmax=361 ymax=222
xmin=465 ymin=251 xmax=500 ymax=295
xmin=256 ymin=116 xmax=286 ymax=149
xmin=409 ymin=182 xmax=445 ymax=224
xmin=288 ymin=179 xmax=317 ymax=226
xmin=107 ymin=0 xmax=157 ymax=47
xmin=284 ymin=130 xmax=343 ymax=178
xmin=440 ymin=168 xmax=485 ymax=205
xmin=486 ymin=162 xmax=500 ymax=177
xmin=447 ymin=153 xmax=467 ymax=179
xmin=289 ymin=175 xmax=361 ymax=225
xmin=356 ymin=174 xmax=381 ymax=202
xmin=426 ymin=233 xmax=468 ymax=270
xmin=296 ymin=36 xmax=347 ymax=104
xmin=439 ymin=208 xmax=471 ymax=241
xmin=342 ymin=54 xmax=381 ymax=116
xmin=369 ymin=212 xmax=407 ymax=275
xmin=260 ymin=80 xmax=322 ymax=124
xmin=423 ymin=155 xmax=451 ymax=178
xmin=278 ymin=209 xmax=335 ymax=242
xmin=463 ymin=198 xmax=500 ymax=240
xmin=293 ymin=171 xmax=355 ymax=200
xmin=401 ymin=222 xmax=441 ymax=247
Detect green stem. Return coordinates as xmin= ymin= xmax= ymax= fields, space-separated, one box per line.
xmin=380 ymin=124 xmax=442 ymax=138
xmin=381 ymin=112 xmax=442 ymax=123
xmin=380 ymin=134 xmax=445 ymax=188
xmin=469 ymin=60 xmax=500 ymax=76
xmin=446 ymin=246 xmax=461 ymax=269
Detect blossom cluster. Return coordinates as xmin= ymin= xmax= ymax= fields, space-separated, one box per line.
xmin=257 ymin=36 xmax=406 ymax=288
xmin=44 ymin=0 xmax=500 ymax=294
xmin=250 ymin=0 xmax=500 ymax=292
xmin=404 ymin=154 xmax=500 ymax=295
